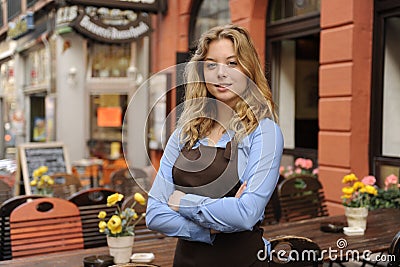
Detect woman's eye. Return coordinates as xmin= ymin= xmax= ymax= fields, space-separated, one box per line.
xmin=227 ymin=61 xmax=238 ymax=67
xmin=206 ymin=62 xmax=217 ymax=70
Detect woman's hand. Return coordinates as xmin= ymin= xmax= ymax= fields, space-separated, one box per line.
xmin=168 ymin=190 xmax=186 ymax=211
xmin=235 ymin=181 xmax=247 ymax=198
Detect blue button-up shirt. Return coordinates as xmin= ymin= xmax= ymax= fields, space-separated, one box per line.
xmin=146 ymin=118 xmax=284 ymax=244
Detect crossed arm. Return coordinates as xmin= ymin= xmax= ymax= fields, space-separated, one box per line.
xmin=145 ymin=119 xmax=283 ymax=244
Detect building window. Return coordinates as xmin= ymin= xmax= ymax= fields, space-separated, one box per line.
xmin=7 ymin=0 xmax=21 ymax=21
xmin=27 ymin=0 xmax=38 ymax=8
xmin=370 ymin=0 xmax=400 ymax=186
xmin=269 ymin=0 xmax=320 ymax=23
xmin=89 ymin=94 xmax=128 ymax=159
xmin=267 ymin=0 xmax=320 ymax=165
xmin=26 ymin=48 xmax=49 ymax=87
xmin=0 ymin=5 xmax=3 ymax=28
xmin=189 ymin=0 xmax=231 ymax=50
xmin=89 ymin=43 xmax=131 ymax=78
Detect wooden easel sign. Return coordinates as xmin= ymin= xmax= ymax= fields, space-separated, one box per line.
xmin=17 ymin=142 xmax=71 ymax=195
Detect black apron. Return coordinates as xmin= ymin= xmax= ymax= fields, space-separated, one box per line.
xmin=172 ymin=140 xmax=267 ymax=267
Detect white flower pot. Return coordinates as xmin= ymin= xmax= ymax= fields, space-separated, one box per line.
xmin=107 ymin=235 xmax=134 ymax=264
xmin=345 ymin=207 xmax=368 ymax=230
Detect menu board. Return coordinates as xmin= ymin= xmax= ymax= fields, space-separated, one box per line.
xmin=17 ymin=142 xmax=71 ymax=195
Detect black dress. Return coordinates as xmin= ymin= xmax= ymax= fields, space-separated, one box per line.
xmin=172 ymin=141 xmax=267 ymax=267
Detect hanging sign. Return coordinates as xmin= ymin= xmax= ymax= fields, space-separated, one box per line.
xmin=65 ymin=0 xmax=167 ymax=14
xmin=70 ymin=6 xmax=151 ymax=43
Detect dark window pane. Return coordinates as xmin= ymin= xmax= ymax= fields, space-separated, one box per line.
xmin=269 ymin=0 xmax=320 ymax=23
xmin=7 ymin=0 xmax=21 ymax=21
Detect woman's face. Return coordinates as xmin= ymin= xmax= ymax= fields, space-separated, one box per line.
xmin=203 ymin=38 xmax=247 ymax=108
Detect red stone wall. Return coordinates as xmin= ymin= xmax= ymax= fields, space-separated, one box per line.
xmin=319 ymin=0 xmax=373 ymax=215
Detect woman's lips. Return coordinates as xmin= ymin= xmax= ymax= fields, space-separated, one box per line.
xmin=215 ymin=84 xmax=232 ymax=92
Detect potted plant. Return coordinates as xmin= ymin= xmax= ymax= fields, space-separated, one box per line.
xmin=279 ymin=157 xmax=319 ymax=179
xmin=29 ymin=166 xmax=54 ymax=196
xmin=98 ymin=192 xmax=146 ymax=264
xmin=341 ymin=173 xmax=378 ymax=230
xmin=370 ymin=174 xmax=400 ymax=210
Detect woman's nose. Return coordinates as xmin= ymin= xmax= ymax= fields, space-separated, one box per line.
xmin=217 ymin=64 xmax=227 ymax=78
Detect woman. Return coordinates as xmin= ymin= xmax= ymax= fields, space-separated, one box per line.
xmin=146 ymin=24 xmax=284 ymax=266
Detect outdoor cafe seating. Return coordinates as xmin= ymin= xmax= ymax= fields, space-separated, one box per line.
xmin=9 ymin=197 xmax=84 ymax=258
xmin=67 ymin=188 xmax=118 ymax=249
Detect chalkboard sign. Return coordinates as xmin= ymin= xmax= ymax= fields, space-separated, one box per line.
xmin=17 ymin=142 xmax=71 ymax=195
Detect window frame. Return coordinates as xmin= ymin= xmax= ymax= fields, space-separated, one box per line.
xmin=369 ymin=0 xmax=400 ymax=182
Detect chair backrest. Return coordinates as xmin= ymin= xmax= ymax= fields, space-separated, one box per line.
xmin=262 ymin=175 xmax=284 ymax=225
xmin=0 ymin=179 xmax=13 ymax=204
xmin=110 ymin=167 xmax=151 ymax=197
xmin=121 ymin=194 xmax=165 ymax=241
xmin=51 ymin=173 xmax=82 ymax=199
xmin=388 ymin=231 xmax=400 ymax=267
xmin=278 ymin=175 xmax=329 ymax=222
xmin=67 ymin=188 xmax=118 ymax=248
xmin=268 ymin=235 xmax=321 ymax=267
xmin=9 ymin=197 xmax=84 ymax=258
xmin=0 ymin=195 xmax=45 ymax=260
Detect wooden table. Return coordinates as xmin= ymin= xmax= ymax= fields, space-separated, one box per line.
xmin=262 ymin=208 xmax=400 ymax=262
xmin=0 ymin=238 xmax=177 ymax=267
xmin=1 ymin=209 xmax=398 ymax=266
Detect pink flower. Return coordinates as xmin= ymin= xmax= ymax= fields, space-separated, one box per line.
xmin=294 ymin=158 xmax=305 ymax=168
xmin=304 ymin=159 xmax=313 ymax=169
xmin=312 ymin=167 xmax=319 ymax=175
xmin=361 ymin=175 xmax=376 ymax=186
xmin=385 ymin=174 xmax=399 ymax=190
xmin=295 ymin=168 xmax=302 ymax=174
xmin=279 ymin=166 xmax=285 ymax=174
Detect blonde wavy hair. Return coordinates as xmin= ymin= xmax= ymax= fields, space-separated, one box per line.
xmin=177 ymin=24 xmax=277 ymax=147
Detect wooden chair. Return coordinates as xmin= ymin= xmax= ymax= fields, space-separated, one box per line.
xmin=268 ymin=235 xmax=321 ymax=267
xmin=9 ymin=197 xmax=84 ymax=258
xmin=50 ymin=173 xmax=82 ymax=199
xmin=0 ymin=179 xmax=13 ymax=204
xmin=388 ymin=231 xmax=400 ymax=267
xmin=110 ymin=167 xmax=151 ymax=197
xmin=121 ymin=194 xmax=165 ymax=241
xmin=360 ymin=230 xmax=400 ymax=267
xmin=67 ymin=188 xmax=118 ymax=248
xmin=262 ymin=175 xmax=284 ymax=225
xmin=278 ymin=175 xmax=328 ymax=222
xmin=0 ymin=195 xmax=45 ymax=260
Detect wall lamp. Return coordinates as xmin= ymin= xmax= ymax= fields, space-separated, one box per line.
xmin=68 ymin=66 xmax=77 ymax=86
xmin=127 ymin=66 xmax=143 ymax=84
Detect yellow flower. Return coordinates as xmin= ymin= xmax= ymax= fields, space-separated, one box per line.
xmin=353 ymin=181 xmax=365 ymax=191
xmin=30 ymin=178 xmax=38 ymax=186
xmin=365 ymin=185 xmax=378 ymax=196
xmin=38 ymin=166 xmax=48 ymax=175
xmin=47 ymin=178 xmax=54 ymax=185
xmin=32 ymin=169 xmax=41 ymax=178
xmin=107 ymin=215 xmax=122 ymax=234
xmin=98 ymin=221 xmax=107 ymax=232
xmin=98 ymin=211 xmax=107 ymax=219
xmin=342 ymin=173 xmax=358 ymax=184
xmin=134 ymin=192 xmax=146 ymax=205
xmin=342 ymin=186 xmax=354 ymax=195
xmin=107 ymin=193 xmax=124 ymax=207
